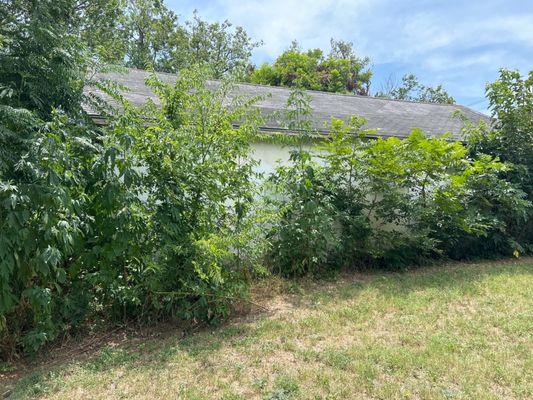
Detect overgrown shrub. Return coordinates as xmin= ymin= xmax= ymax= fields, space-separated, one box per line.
xmin=327 ymin=126 xmax=529 ymax=265
xmin=266 ymin=89 xmax=338 ymax=276
xmin=267 ymin=84 xmax=531 ymax=275
xmin=0 ymin=58 xmax=268 ymax=356
xmin=114 ymin=70 xmax=266 ymax=322
xmin=0 ymin=111 xmax=92 ymax=355
xmin=0 ymin=1 xmax=100 ymax=355
xmin=316 ymin=116 xmax=373 ymax=266
xmin=1 ymin=4 xmax=530 ymax=357
xmin=465 ymin=69 xmax=533 ymax=253
xmin=267 ymin=149 xmax=338 ymax=276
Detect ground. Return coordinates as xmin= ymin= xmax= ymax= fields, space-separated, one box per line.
xmin=2 ymin=258 xmax=532 ymax=399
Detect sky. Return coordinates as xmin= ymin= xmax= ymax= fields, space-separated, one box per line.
xmin=167 ymin=0 xmax=533 ymax=113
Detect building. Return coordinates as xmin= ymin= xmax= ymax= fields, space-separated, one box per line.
xmin=85 ymin=68 xmax=490 ymax=173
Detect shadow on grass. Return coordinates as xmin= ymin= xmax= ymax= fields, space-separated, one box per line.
xmin=4 ymin=257 xmax=532 ymax=399
xmin=304 ymin=257 xmax=532 ymax=304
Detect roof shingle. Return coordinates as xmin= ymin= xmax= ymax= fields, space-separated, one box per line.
xmin=85 ymin=68 xmax=490 ymax=140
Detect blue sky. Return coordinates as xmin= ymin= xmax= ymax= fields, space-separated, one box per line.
xmin=168 ymin=0 xmax=533 ymax=113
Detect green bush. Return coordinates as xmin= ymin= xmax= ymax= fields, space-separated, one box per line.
xmin=123 ymin=70 xmax=264 ymax=322
xmin=266 ymin=89 xmax=339 ymax=276
xmin=266 ymin=83 xmax=531 ymax=276
xmin=465 ymin=69 xmax=533 ymax=253
xmin=324 ymin=125 xmax=529 ymax=265
xmin=0 ymin=62 xmax=268 ymax=356
xmin=1 ymin=1 xmax=531 ymax=356
xmin=267 ymin=150 xmax=338 ymax=276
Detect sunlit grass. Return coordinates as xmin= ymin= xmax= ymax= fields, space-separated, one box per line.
xmin=5 ymin=258 xmax=532 ymax=399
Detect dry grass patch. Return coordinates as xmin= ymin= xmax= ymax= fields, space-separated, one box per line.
xmin=2 ymin=258 xmax=532 ymax=400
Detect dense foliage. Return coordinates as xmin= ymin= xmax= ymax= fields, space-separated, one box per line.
xmin=0 ymin=0 xmax=530 ymax=359
xmin=466 ymin=69 xmax=533 ymax=252
xmin=0 ymin=0 xmax=98 ymax=356
xmin=0 ymin=0 xmax=89 ymax=116
xmin=0 ymin=66 xmax=265 ymax=357
xmin=268 ymin=102 xmax=530 ymax=275
xmin=110 ymin=70 xmax=265 ymax=322
xmin=73 ymin=0 xmax=260 ymax=78
xmin=0 ymin=0 xmax=264 ymax=357
xmin=119 ymin=5 xmax=260 ymax=78
xmin=248 ymin=40 xmax=372 ymax=95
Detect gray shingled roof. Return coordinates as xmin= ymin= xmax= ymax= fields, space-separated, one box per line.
xmin=85 ymin=68 xmax=490 ymax=140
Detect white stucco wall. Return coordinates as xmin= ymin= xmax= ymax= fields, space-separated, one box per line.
xmin=249 ymin=140 xmax=322 ymax=176
xmin=250 ymin=141 xmax=291 ymax=175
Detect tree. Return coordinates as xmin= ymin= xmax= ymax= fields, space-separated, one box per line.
xmin=324 ymin=38 xmax=372 ymax=94
xmin=466 ymin=69 xmax=533 ymax=250
xmin=124 ymin=0 xmax=180 ymax=70
xmin=0 ymin=0 xmax=88 ymax=117
xmin=248 ymin=39 xmax=372 ymax=95
xmin=174 ymin=11 xmax=261 ymax=78
xmin=77 ymin=0 xmax=129 ymax=65
xmin=92 ymin=4 xmax=260 ymax=77
xmin=0 ymin=0 xmax=100 ymax=355
xmin=376 ymin=73 xmax=455 ymax=104
xmin=1 ymin=0 xmax=130 ymax=67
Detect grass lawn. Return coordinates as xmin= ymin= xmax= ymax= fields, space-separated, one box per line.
xmin=2 ymin=258 xmax=532 ymax=399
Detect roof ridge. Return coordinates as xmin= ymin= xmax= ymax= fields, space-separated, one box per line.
xmin=453 ymin=103 xmax=492 ymax=119
xmin=230 ymin=80 xmax=462 ymax=108
xmin=125 ymin=66 xmax=181 ymax=79
xmin=122 ymin=67 xmax=486 ymax=114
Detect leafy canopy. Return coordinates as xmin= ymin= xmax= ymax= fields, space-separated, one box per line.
xmin=84 ymin=1 xmax=261 ymax=78
xmin=466 ymin=68 xmax=533 ymax=250
xmin=248 ymin=39 xmax=372 ymax=95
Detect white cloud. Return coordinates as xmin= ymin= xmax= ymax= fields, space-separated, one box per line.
xmin=173 ymin=0 xmax=372 ymax=60
xmin=422 ymin=51 xmax=505 ymax=72
xmin=173 ymin=1 xmax=533 ymax=66
xmin=169 ymin=0 xmax=533 ymax=109
xmin=353 ymin=7 xmax=533 ymax=64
